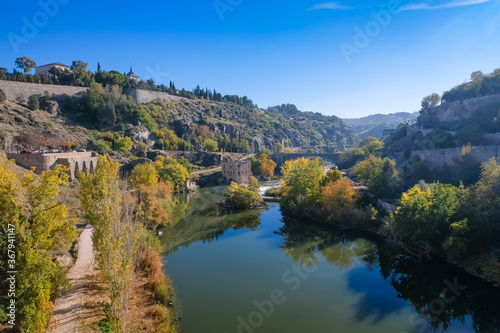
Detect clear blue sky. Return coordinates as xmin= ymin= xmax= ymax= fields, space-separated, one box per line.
xmin=1 ymin=0 xmax=499 ymax=118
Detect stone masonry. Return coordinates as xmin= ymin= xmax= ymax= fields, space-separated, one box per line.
xmin=6 ymin=152 xmax=98 ymax=179
xmin=222 ymin=160 xmax=252 ymax=184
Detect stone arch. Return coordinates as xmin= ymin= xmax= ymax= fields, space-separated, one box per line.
xmin=90 ymin=160 xmax=94 ymax=173
xmin=74 ymin=161 xmax=79 ymax=179
xmin=82 ymin=161 xmax=87 ymax=174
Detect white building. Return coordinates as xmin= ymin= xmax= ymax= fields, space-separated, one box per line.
xmin=35 ymin=63 xmax=71 ymax=76
xmin=127 ymin=66 xmax=140 ymax=83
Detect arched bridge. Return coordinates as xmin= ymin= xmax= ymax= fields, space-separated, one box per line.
xmin=6 ymin=152 xmax=98 ymax=179
xmin=271 ymin=153 xmax=340 ymax=168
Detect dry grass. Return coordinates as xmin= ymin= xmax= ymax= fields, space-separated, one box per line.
xmin=77 ymin=254 xmax=179 ymax=333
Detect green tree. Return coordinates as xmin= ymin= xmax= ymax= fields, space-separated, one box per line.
xmin=0 ymin=154 xmax=75 ymax=332
xmin=116 ymin=136 xmax=133 ymax=155
xmin=155 ymin=157 xmax=189 ymax=192
xmin=15 ymin=57 xmax=36 ymax=74
xmin=320 ymin=169 xmax=342 ymax=186
xmin=89 ymin=139 xmax=112 ymax=154
xmin=384 ymin=182 xmax=466 ymax=260
xmin=27 ymin=95 xmax=39 ymax=110
xmin=353 ymin=155 xmax=400 ymax=197
xmin=224 ymin=177 xmax=262 ymax=210
xmin=275 ymin=142 xmax=284 ymax=153
xmin=280 ymin=157 xmax=324 ymax=213
xmin=204 ymin=139 xmax=218 ymax=152
xmin=129 ymin=162 xmax=159 ymax=188
xmin=421 ymin=93 xmax=441 ymax=109
xmin=79 ymin=156 xmax=139 ymax=331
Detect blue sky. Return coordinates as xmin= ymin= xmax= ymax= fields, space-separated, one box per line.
xmin=1 ymin=0 xmax=499 ymax=118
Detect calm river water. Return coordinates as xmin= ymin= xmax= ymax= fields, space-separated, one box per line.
xmin=159 ymin=186 xmax=500 ymax=333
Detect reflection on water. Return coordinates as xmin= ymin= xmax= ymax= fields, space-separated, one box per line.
xmin=160 ymin=186 xmax=500 ymax=333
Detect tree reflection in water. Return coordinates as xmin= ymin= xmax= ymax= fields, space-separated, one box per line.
xmin=276 ymin=217 xmax=500 ymax=333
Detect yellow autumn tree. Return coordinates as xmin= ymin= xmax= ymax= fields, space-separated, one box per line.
xmin=80 ymin=155 xmax=139 ymax=331
xmin=258 ymin=154 xmax=276 ymax=179
xmin=0 ymin=153 xmax=76 ymax=332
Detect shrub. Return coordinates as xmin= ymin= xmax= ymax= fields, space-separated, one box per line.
xmin=89 ymin=139 xmax=112 ymax=154
xmin=28 ymin=95 xmax=39 ymax=110
xmin=15 ymin=93 xmax=25 ymax=104
xmin=224 ymin=177 xmax=262 ymax=210
xmin=0 ymin=88 xmax=6 ymax=103
xmin=265 ymin=187 xmax=282 ymax=197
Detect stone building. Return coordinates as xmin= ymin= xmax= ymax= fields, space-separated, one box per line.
xmin=35 ymin=63 xmax=71 ymax=76
xmin=127 ymin=66 xmax=140 ymax=83
xmin=222 ymin=160 xmax=252 ymax=184
xmin=6 ymin=152 xmax=98 ymax=180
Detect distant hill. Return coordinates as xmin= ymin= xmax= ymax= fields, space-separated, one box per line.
xmin=343 ymin=112 xmax=419 ymax=139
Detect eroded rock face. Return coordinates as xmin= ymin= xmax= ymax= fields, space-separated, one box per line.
xmin=128 ymin=125 xmax=156 ymax=147
xmin=419 ymin=94 xmax=500 ymax=131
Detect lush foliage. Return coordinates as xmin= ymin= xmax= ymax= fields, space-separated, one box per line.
xmin=353 ymin=155 xmax=400 ymax=197
xmin=280 ymin=158 xmax=324 ymax=214
xmin=155 ymin=157 xmax=190 ymax=192
xmin=224 ymin=177 xmax=262 ymax=210
xmin=0 ymin=154 xmax=75 ymax=332
xmin=337 ymin=137 xmax=384 ymax=169
xmin=257 ymin=154 xmax=276 ymax=179
xmin=27 ymin=95 xmax=39 ymax=110
xmin=80 ymin=156 xmax=139 ymax=331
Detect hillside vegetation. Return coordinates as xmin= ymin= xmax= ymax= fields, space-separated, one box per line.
xmin=0 ymin=58 xmax=356 ymax=154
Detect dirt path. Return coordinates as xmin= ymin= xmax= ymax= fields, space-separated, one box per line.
xmin=50 ymin=224 xmax=94 ymax=333
xmin=191 ymin=166 xmax=222 ymax=175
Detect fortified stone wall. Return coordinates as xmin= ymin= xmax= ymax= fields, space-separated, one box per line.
xmin=0 ymin=81 xmax=187 ymax=106
xmin=403 ymin=145 xmax=500 ymax=169
xmin=123 ymin=88 xmax=184 ymax=104
xmin=6 ymin=152 xmax=98 ymax=179
xmin=0 ymin=80 xmax=87 ymax=101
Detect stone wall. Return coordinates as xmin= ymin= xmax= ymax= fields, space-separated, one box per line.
xmin=404 ymin=145 xmax=500 ymax=169
xmin=123 ymin=88 xmax=184 ymax=104
xmin=6 ymin=152 xmax=98 ymax=179
xmin=0 ymin=80 xmax=87 ymax=101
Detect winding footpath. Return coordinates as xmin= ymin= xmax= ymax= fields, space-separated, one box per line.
xmin=50 ymin=224 xmax=94 ymax=333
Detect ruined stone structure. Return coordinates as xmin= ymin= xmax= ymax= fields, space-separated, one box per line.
xmin=6 ymin=152 xmax=98 ymax=180
xmin=0 ymin=80 xmax=87 ymax=102
xmin=222 ymin=160 xmax=252 ymax=184
xmin=271 ymin=153 xmax=340 ymax=168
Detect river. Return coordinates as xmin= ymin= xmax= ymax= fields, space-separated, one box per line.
xmin=159 ymin=186 xmax=500 ymax=333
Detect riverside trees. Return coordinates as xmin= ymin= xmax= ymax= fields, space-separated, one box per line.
xmin=0 ymin=153 xmax=76 ymax=332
